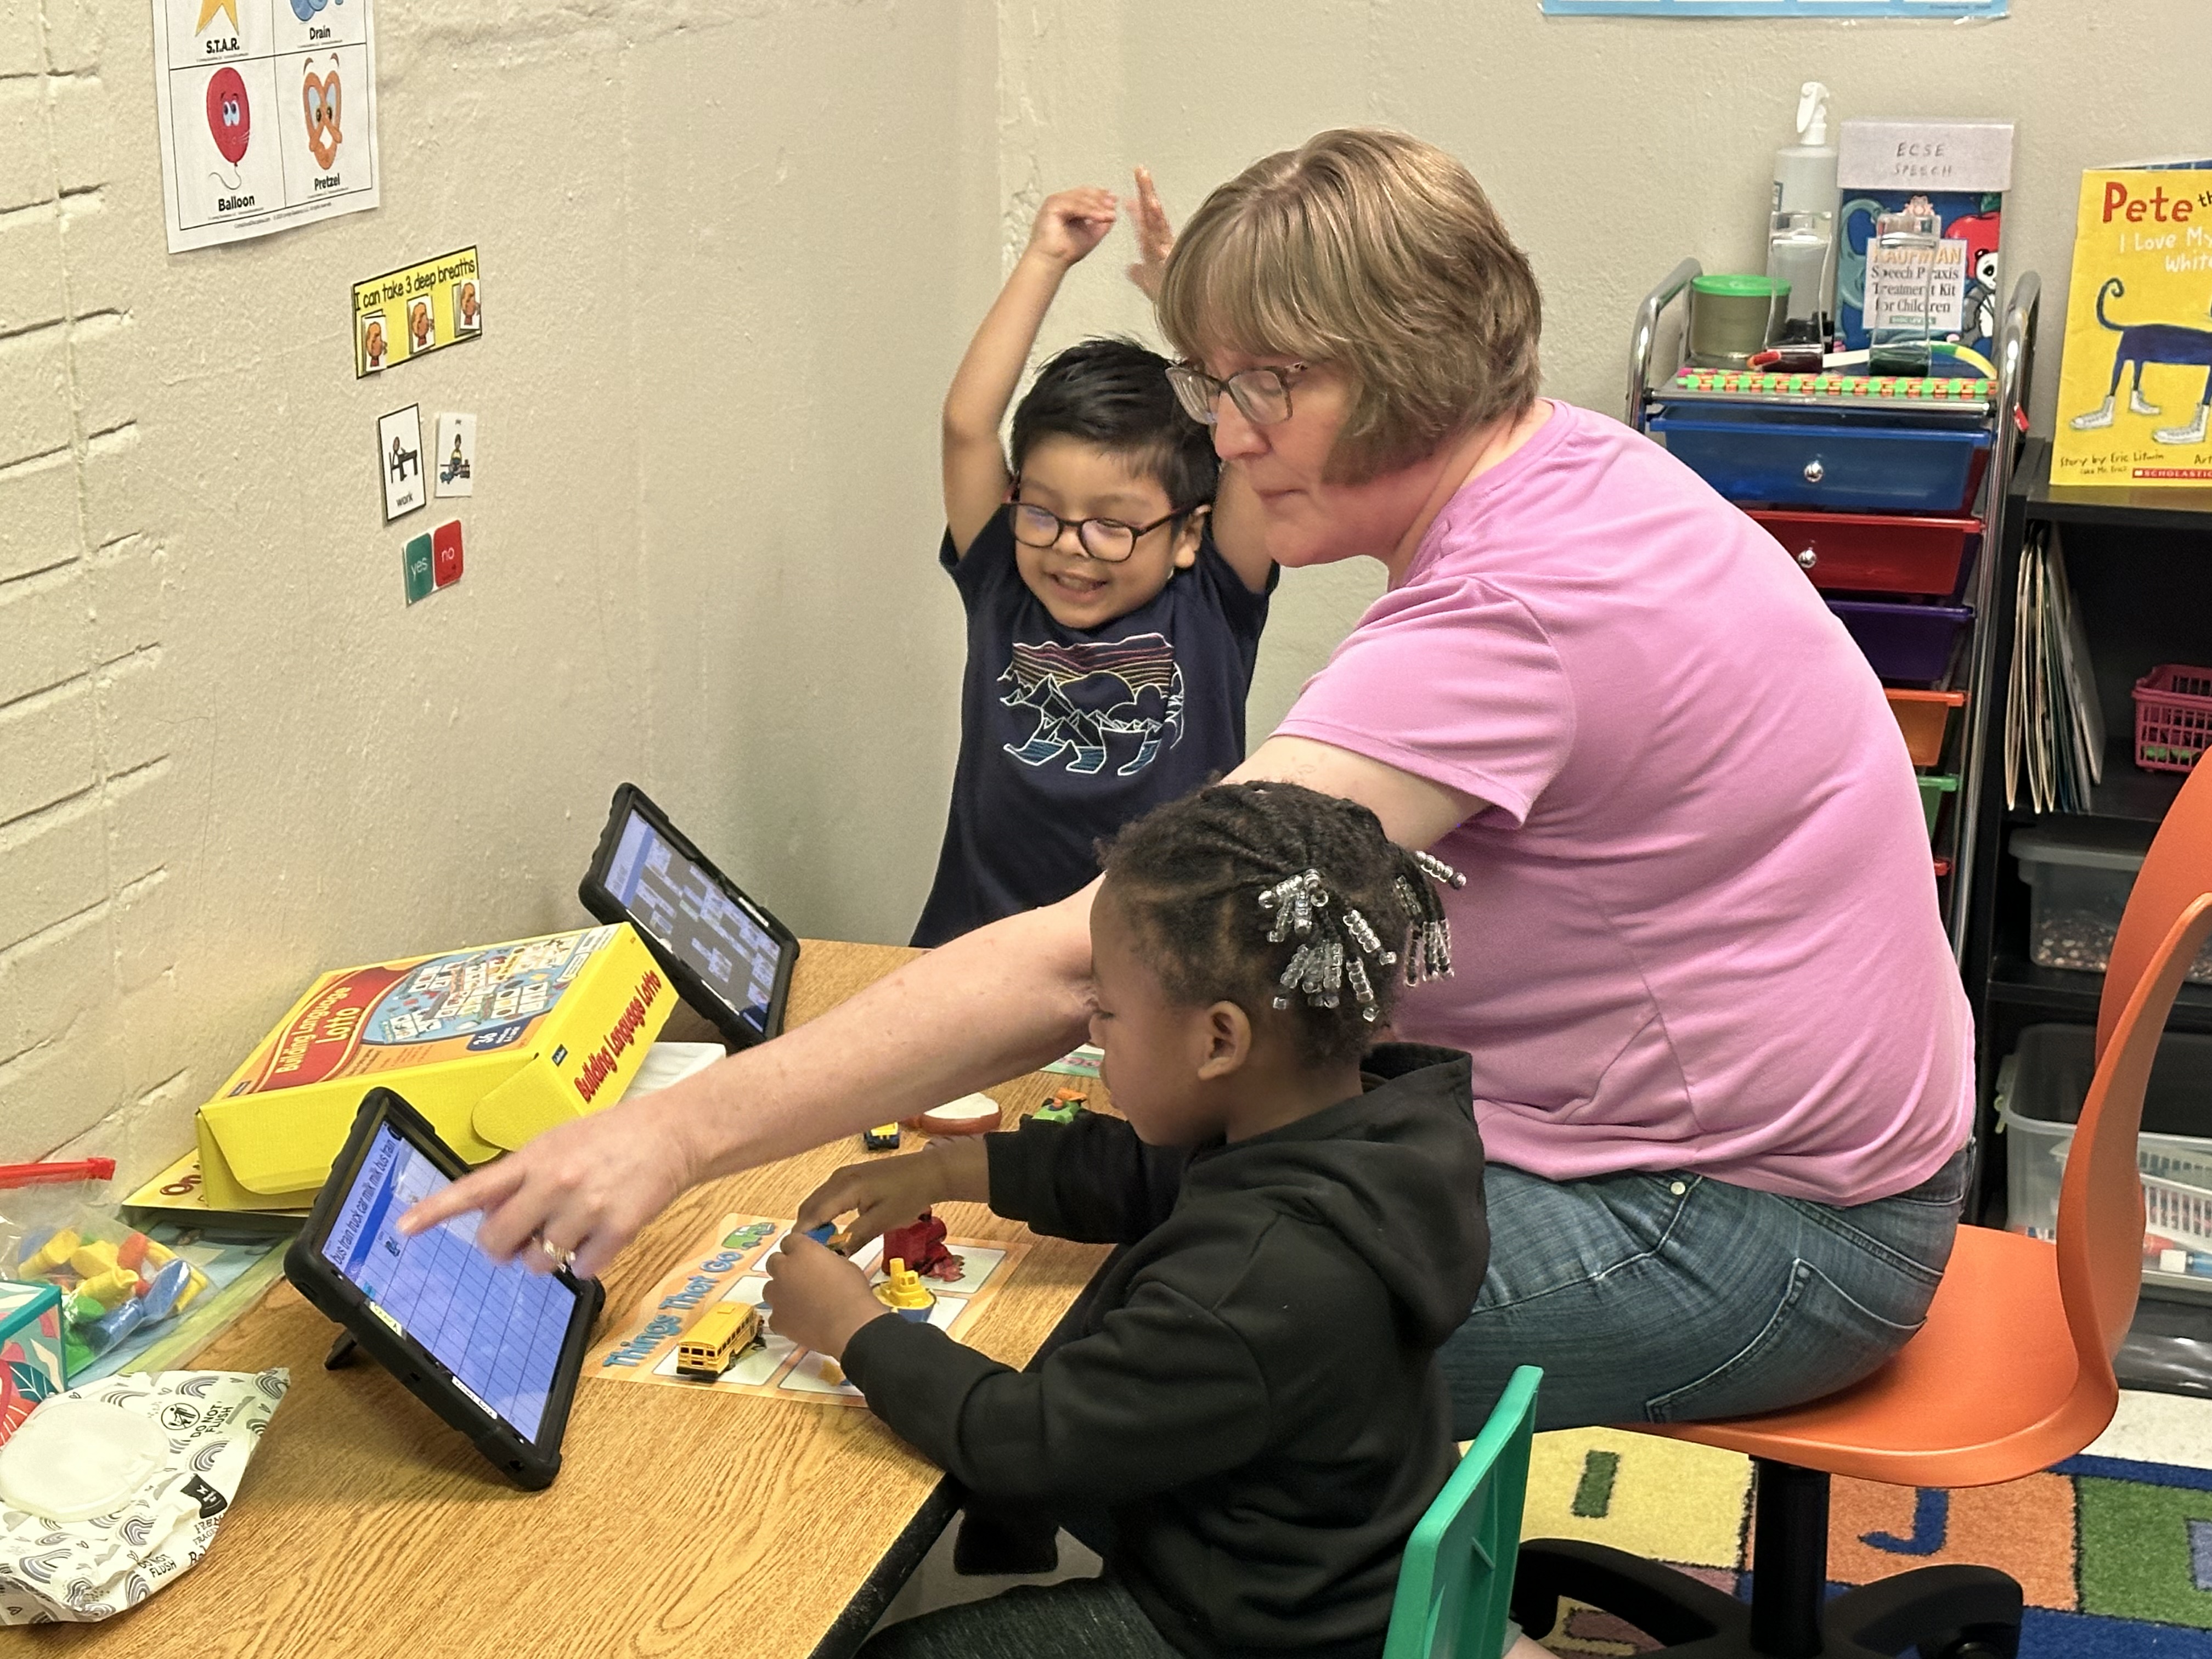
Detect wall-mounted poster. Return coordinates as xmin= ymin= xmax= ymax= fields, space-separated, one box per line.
xmin=150 ymin=0 xmax=381 ymax=251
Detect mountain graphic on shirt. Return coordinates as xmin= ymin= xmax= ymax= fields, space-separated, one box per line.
xmin=998 ymin=633 xmax=1186 ymax=778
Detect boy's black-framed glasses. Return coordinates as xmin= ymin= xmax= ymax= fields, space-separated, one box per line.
xmin=1165 ymin=362 xmax=1310 ymax=427
xmin=1005 ymin=492 xmax=1194 ymax=564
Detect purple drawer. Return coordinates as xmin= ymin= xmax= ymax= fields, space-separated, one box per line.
xmin=1828 ymin=599 xmax=1972 ymax=684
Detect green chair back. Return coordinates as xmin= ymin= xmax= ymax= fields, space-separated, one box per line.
xmin=1381 ymin=1365 xmax=1542 ymax=1659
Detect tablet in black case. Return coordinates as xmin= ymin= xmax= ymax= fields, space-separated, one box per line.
xmin=284 ymin=1088 xmax=604 ymax=1489
xmin=578 ymin=782 xmax=800 ymax=1050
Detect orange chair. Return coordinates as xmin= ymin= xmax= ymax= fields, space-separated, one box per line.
xmin=1512 ymin=891 xmax=2212 ymax=1658
xmin=2098 ymin=755 xmax=2212 ymax=1058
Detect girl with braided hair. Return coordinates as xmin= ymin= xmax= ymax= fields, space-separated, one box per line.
xmin=759 ymin=782 xmax=1492 ymax=1659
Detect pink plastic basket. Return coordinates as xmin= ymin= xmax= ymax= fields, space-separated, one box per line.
xmin=2133 ymin=664 xmax=2212 ymax=774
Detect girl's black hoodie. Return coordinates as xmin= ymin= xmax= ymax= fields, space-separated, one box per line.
xmin=842 ymin=1043 xmax=1489 ymax=1659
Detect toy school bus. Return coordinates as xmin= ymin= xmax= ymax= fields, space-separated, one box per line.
xmin=675 ymin=1301 xmax=763 ymax=1380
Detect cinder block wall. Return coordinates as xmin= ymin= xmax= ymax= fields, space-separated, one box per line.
xmin=2 ymin=0 xmax=190 ymax=1165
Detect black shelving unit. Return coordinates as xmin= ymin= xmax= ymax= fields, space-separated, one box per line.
xmin=1962 ymin=437 xmax=2212 ymax=1253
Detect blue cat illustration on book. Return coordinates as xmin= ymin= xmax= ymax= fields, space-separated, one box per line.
xmin=2068 ymin=278 xmax=2212 ymax=446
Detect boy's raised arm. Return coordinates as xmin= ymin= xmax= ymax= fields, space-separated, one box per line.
xmin=1210 ymin=469 xmax=1276 ymax=595
xmin=942 ymin=186 xmax=1120 ymax=557
xmin=1124 ymin=166 xmax=1273 ymax=596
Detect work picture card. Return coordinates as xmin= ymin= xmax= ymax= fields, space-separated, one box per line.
xmin=377 ymin=404 xmax=424 ymax=521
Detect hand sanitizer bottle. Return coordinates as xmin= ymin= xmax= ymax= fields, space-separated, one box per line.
xmin=1768 ymin=81 xmax=1838 ymax=345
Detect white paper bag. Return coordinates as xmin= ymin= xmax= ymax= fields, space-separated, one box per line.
xmin=0 ymin=1369 xmax=287 ymax=1623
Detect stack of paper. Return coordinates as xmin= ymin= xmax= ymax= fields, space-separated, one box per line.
xmin=2005 ymin=523 xmax=2105 ymax=814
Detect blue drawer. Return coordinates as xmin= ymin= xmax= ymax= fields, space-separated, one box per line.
xmin=1649 ymin=414 xmax=1990 ymax=513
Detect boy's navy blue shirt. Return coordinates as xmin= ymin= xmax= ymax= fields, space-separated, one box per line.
xmin=912 ymin=510 xmax=1275 ymax=948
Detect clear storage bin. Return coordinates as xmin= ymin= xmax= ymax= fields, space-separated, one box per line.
xmin=1997 ymin=1023 xmax=2212 ymax=1286
xmin=2010 ymin=821 xmax=2212 ymax=985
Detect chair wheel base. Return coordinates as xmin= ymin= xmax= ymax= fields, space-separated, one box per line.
xmin=1514 ymin=1539 xmax=2023 ymax=1658
xmin=1916 ymin=1628 xmax=2018 ymax=1659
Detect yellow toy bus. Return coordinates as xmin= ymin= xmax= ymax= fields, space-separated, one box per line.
xmin=675 ymin=1301 xmax=763 ymax=1381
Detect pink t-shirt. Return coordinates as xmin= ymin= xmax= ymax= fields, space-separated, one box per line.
xmin=1277 ymin=401 xmax=1973 ymax=1205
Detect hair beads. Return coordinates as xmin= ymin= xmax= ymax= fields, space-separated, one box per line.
xmin=1345 ymin=953 xmax=1375 ymax=1012
xmin=1257 ymin=868 xmax=1329 ymax=943
xmin=1098 ymin=781 xmax=1467 ymax=1066
xmin=1393 ymin=875 xmax=1456 ymax=986
xmin=1267 ymin=855 xmax=1462 ymax=1021
xmin=1341 ymin=906 xmax=1393 ymax=964
xmin=1413 ymin=849 xmax=1468 ymax=890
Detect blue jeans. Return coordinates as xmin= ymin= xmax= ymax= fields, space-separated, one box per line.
xmin=859 ymin=1576 xmax=1178 ymax=1659
xmin=1441 ymin=1146 xmax=1971 ymax=1436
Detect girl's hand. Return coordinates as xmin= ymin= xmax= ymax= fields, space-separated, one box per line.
xmin=1026 ymin=185 xmax=1120 ymax=269
xmin=796 ymin=1138 xmax=990 ymax=1252
xmin=1126 ymin=165 xmax=1175 ymax=301
xmin=763 ymin=1235 xmax=888 ymax=1360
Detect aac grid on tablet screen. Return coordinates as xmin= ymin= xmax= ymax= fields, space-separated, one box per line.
xmin=320 ymin=1123 xmax=575 ymax=1441
xmin=600 ymin=808 xmax=782 ymax=1037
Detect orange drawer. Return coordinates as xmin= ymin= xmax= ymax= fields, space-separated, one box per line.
xmin=1888 ymin=689 xmax=1967 ymax=768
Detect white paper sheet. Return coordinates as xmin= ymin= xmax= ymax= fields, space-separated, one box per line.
xmin=149 ymin=0 xmax=380 ymax=252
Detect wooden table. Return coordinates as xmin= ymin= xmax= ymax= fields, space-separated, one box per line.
xmin=27 ymin=941 xmax=1109 ymax=1659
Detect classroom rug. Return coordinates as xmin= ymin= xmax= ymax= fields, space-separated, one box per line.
xmin=1521 ymin=1426 xmax=2212 ymax=1655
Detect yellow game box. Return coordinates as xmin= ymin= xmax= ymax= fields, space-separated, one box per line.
xmin=193 ymin=924 xmax=673 ymax=1211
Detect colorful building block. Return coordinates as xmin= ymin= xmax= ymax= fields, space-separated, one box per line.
xmin=77 ymin=1266 xmax=140 ymax=1310
xmin=67 ymin=1240 xmax=120 ymax=1280
xmin=20 ymin=1228 xmax=78 ymax=1276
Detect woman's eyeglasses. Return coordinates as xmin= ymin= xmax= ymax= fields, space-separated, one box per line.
xmin=1006 ymin=494 xmax=1193 ymax=563
xmin=1165 ymin=362 xmax=1310 ymax=427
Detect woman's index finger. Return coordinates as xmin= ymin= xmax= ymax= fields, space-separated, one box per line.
xmin=397 ymin=1158 xmax=525 ymax=1236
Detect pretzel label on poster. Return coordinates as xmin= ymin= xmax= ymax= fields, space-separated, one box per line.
xmin=354 ymin=246 xmax=483 ymax=377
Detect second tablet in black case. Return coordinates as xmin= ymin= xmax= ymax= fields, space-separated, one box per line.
xmin=577 ymin=781 xmax=801 ymax=1051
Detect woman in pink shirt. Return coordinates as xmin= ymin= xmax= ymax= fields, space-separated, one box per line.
xmin=413 ymin=131 xmax=1971 ymax=1438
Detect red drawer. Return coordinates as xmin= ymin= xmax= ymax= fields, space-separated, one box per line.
xmin=1750 ymin=510 xmax=1979 ymax=596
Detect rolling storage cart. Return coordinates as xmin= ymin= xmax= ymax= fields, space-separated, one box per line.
xmin=1626 ymin=261 xmax=2040 ymax=952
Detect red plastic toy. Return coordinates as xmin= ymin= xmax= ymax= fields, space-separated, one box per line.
xmin=879 ymin=1210 xmax=964 ymax=1283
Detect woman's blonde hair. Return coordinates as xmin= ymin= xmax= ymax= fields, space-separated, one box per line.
xmin=1156 ymin=128 xmax=1542 ymax=483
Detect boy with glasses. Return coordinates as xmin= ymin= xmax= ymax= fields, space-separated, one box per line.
xmin=912 ymin=179 xmax=1276 ymax=947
